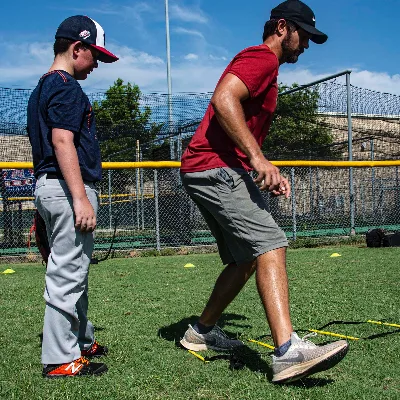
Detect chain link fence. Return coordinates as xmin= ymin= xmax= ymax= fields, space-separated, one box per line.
xmin=1 ymin=165 xmax=400 ymax=262
xmin=1 ymin=71 xmax=400 ymax=261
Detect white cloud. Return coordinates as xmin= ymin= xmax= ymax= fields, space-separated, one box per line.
xmin=1 ymin=38 xmax=400 ymax=97
xmin=173 ymin=27 xmax=204 ymax=39
xmin=52 ymin=3 xmax=155 ymax=41
xmin=83 ymin=52 xmax=224 ymax=93
xmin=209 ymin=54 xmax=227 ymax=61
xmin=279 ymin=68 xmax=400 ymax=95
xmin=170 ymin=5 xmax=208 ymax=24
xmin=52 ymin=2 xmax=152 ymax=19
xmin=184 ymin=53 xmax=199 ymax=60
xmin=350 ymin=70 xmax=400 ymax=95
xmin=113 ymin=45 xmax=164 ymax=65
xmin=27 ymin=42 xmax=53 ymax=61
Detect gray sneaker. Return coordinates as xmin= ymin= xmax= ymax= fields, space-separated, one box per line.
xmin=272 ymin=332 xmax=349 ymax=384
xmin=180 ymin=324 xmax=244 ymax=351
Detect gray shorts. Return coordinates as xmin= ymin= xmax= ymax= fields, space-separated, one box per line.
xmin=181 ymin=167 xmax=288 ymax=265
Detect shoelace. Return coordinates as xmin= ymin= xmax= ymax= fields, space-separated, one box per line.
xmin=212 ymin=326 xmax=239 ymax=342
xmin=213 ymin=326 xmax=229 ymax=338
xmin=299 ymin=332 xmax=318 ymax=347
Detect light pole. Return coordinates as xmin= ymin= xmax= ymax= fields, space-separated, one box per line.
xmin=165 ymin=0 xmax=173 ymax=132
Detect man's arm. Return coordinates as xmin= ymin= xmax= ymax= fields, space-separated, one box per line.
xmin=52 ymin=128 xmax=96 ymax=232
xmin=210 ymin=73 xmax=288 ymax=196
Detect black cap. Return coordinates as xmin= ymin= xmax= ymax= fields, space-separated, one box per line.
xmin=55 ymin=15 xmax=119 ymax=63
xmin=270 ymin=0 xmax=327 ymax=44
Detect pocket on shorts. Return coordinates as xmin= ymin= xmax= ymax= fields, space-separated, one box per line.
xmin=215 ymin=168 xmax=235 ymax=190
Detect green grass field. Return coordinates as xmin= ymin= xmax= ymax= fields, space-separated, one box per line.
xmin=1 ymin=246 xmax=400 ymax=399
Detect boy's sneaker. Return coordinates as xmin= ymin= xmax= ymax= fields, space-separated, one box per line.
xmin=180 ymin=324 xmax=244 ymax=351
xmin=43 ymin=356 xmax=107 ymax=378
xmin=81 ymin=340 xmax=108 ymax=358
xmin=272 ymin=332 xmax=349 ymax=384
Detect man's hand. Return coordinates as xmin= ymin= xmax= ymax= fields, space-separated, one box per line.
xmin=251 ymin=156 xmax=283 ymax=191
xmin=73 ymin=197 xmax=97 ymax=232
xmin=269 ymin=177 xmax=291 ymax=199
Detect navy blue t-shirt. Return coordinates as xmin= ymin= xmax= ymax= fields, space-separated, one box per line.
xmin=27 ymin=70 xmax=102 ymax=182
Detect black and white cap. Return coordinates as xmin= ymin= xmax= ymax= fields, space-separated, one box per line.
xmin=270 ymin=0 xmax=328 ymax=44
xmin=55 ymin=15 xmax=119 ymax=63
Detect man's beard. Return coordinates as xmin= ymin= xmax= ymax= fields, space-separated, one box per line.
xmin=281 ymin=31 xmax=301 ymax=64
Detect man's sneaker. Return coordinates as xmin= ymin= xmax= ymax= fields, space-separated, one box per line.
xmin=180 ymin=324 xmax=244 ymax=351
xmin=272 ymin=332 xmax=349 ymax=384
xmin=81 ymin=340 xmax=108 ymax=358
xmin=43 ymin=357 xmax=107 ymax=378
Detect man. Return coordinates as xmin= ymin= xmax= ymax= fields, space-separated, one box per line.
xmin=180 ymin=0 xmax=348 ymax=384
xmin=27 ymin=15 xmax=118 ymax=377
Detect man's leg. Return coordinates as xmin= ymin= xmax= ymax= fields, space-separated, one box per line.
xmin=255 ymin=247 xmax=292 ymax=348
xmin=198 ymin=247 xmax=292 ymax=347
xmin=198 ymin=260 xmax=256 ymax=327
xmin=180 ymin=259 xmax=248 ymax=351
xmin=191 ymin=247 xmax=292 ymax=347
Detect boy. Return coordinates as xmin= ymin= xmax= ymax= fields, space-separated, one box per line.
xmin=27 ymin=15 xmax=118 ymax=377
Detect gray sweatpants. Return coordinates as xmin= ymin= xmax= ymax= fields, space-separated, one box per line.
xmin=34 ymin=174 xmax=98 ymax=365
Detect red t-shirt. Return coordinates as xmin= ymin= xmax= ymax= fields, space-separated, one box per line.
xmin=180 ymin=45 xmax=279 ymax=173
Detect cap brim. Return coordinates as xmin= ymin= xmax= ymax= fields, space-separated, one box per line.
xmin=295 ymin=21 xmax=328 ymax=44
xmin=91 ymin=45 xmax=119 ymax=63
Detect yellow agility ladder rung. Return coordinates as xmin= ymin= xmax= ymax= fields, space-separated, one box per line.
xmin=247 ymin=339 xmax=275 ymax=350
xmin=187 ymin=350 xmax=210 ymax=363
xmin=308 ymin=329 xmax=360 ymax=341
xmin=367 ymin=320 xmax=400 ymax=329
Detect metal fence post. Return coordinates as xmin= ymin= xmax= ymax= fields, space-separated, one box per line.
xmin=108 ymin=169 xmax=112 ymax=230
xmin=154 ymin=169 xmax=161 ymax=251
xmin=309 ymin=166 xmax=313 ymax=218
xmin=291 ymin=167 xmax=297 ymax=240
xmin=140 ymin=150 xmax=145 ymax=230
xmin=136 ymin=140 xmax=140 ymax=229
xmin=316 ymin=167 xmax=321 ymax=217
xmin=396 ymin=166 xmax=400 ymax=223
xmin=360 ymin=183 xmax=365 ymax=223
xmin=346 ymin=71 xmax=355 ymax=235
xmin=0 ymin=169 xmax=12 ymax=247
xmin=370 ymin=138 xmax=376 ymax=220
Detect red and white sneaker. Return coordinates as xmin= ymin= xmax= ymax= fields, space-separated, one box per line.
xmin=43 ymin=356 xmax=107 ymax=378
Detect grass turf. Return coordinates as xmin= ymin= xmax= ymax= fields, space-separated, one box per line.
xmin=1 ymin=246 xmax=400 ymax=399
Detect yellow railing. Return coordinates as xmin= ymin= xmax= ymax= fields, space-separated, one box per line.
xmin=1 ymin=160 xmax=400 ymax=170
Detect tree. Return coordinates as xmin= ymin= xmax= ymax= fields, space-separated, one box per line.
xmin=262 ymin=84 xmax=341 ymax=160
xmin=93 ymin=78 xmax=163 ymax=161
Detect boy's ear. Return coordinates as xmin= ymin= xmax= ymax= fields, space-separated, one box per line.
xmin=71 ymin=41 xmax=85 ymax=56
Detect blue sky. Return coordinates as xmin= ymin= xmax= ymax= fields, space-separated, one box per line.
xmin=0 ymin=0 xmax=399 ymax=94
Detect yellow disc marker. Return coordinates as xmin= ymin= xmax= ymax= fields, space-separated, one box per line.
xmin=330 ymin=253 xmax=341 ymax=257
xmin=184 ymin=263 xmax=195 ymax=268
xmin=2 ymin=269 xmax=15 ymax=274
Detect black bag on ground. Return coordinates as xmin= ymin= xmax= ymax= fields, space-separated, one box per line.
xmin=366 ymin=228 xmax=385 ymax=248
xmin=382 ymin=232 xmax=400 ymax=247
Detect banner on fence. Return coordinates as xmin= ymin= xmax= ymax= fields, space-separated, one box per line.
xmin=1 ymin=169 xmax=35 ymax=197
